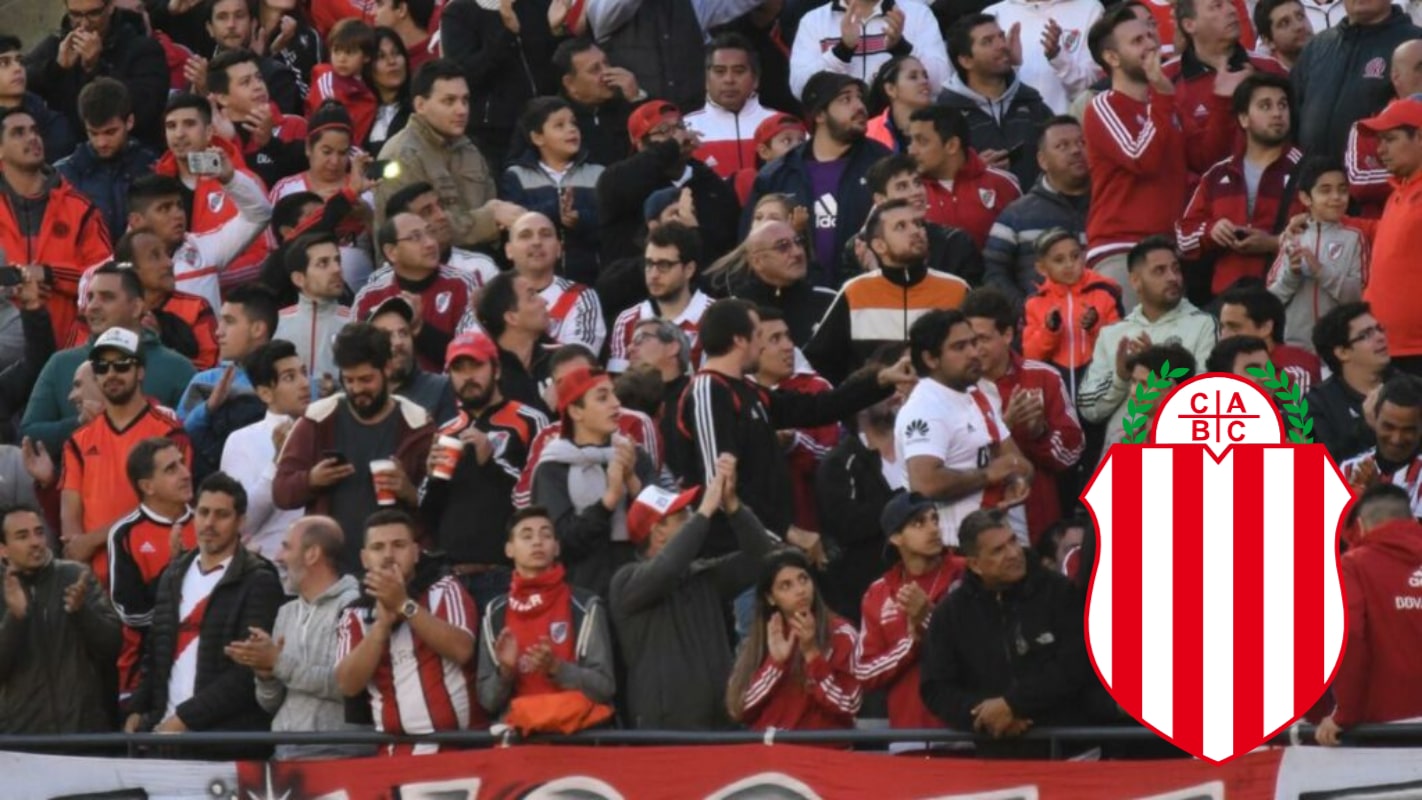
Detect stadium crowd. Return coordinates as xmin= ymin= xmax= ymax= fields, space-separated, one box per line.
xmin=4 ymin=0 xmax=1422 ymax=762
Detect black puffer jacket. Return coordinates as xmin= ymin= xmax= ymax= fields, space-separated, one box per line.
xmin=131 ymin=547 xmax=282 ymax=756
xmin=937 ymin=74 xmax=1054 ymax=190
xmin=0 ymin=558 xmax=121 ymax=734
xmin=920 ymin=563 xmax=1112 ymax=742
xmin=815 ymin=435 xmax=897 ymax=623
xmin=1292 ymin=7 xmax=1422 ymax=159
xmin=440 ymin=0 xmax=561 ymax=170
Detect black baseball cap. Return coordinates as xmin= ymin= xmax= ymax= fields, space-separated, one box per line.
xmin=880 ymin=491 xmax=937 ymax=537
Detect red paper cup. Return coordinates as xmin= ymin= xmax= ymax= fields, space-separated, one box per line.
xmin=432 ymin=435 xmax=464 ymax=481
xmin=370 ymin=459 xmax=397 ymax=506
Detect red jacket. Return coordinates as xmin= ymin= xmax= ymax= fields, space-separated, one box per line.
xmin=738 ymin=615 xmax=861 ymax=731
xmin=1345 ymin=122 xmax=1390 ymax=219
xmin=990 ymin=353 xmax=1086 ymax=543
xmin=1161 ymin=46 xmax=1284 ymax=177
xmin=922 ymin=150 xmax=1021 ymax=250
xmin=153 ymin=136 xmax=269 ymax=292
xmin=1083 ymin=89 xmax=1188 ymax=264
xmin=308 ymin=0 xmax=369 ymax=40
xmin=854 ymin=558 xmax=964 ymax=729
xmin=1022 ymin=269 xmax=1123 ymax=377
xmin=353 ymin=266 xmax=477 ymax=373
xmin=0 ymin=170 xmax=112 ymax=344
xmin=308 ymin=64 xmax=378 ymax=146
xmin=1177 ymin=146 xmax=1304 ymax=294
xmin=1272 ymin=343 xmax=1322 ymax=397
xmin=1333 ymin=518 xmax=1422 ymax=728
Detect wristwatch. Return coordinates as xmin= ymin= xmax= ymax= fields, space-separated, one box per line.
xmin=399 ymin=599 xmax=420 ymax=620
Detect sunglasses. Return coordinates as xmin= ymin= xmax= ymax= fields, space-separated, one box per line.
xmin=91 ymin=358 xmax=138 ymax=375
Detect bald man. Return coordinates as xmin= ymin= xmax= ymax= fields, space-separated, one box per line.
xmin=237 ymin=515 xmax=368 ymax=760
xmin=717 ymin=220 xmax=828 ymax=345
xmin=504 ymin=212 xmax=606 ymax=354
xmin=1347 ymin=39 xmax=1422 ymax=214
xmin=68 ymin=361 xmax=103 ymax=422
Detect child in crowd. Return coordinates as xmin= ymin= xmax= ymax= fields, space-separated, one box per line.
xmin=731 ymin=113 xmax=807 ymax=204
xmin=307 ymin=18 xmax=378 ymax=145
xmin=1267 ymin=158 xmax=1367 ymax=353
xmin=1022 ymin=229 xmax=1123 ymax=402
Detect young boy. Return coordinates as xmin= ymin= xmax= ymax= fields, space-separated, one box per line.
xmin=1022 ymin=229 xmax=1123 ymax=403
xmin=1267 ymin=158 xmax=1367 ymax=352
xmin=306 ymin=18 xmax=377 ymax=145
xmin=731 ymin=113 xmax=807 ymax=204
xmin=476 ymin=507 xmax=617 ymax=723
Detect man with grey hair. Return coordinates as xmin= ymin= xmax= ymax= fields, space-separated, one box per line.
xmin=227 ymin=516 xmax=367 ymax=760
xmin=630 ymin=317 xmax=692 ymax=409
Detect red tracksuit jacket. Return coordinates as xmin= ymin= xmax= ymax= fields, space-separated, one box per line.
xmin=1083 ymin=89 xmax=1187 ymax=265
xmin=1177 ymin=146 xmax=1304 ymax=294
xmin=990 ymin=353 xmax=1086 ymax=543
xmin=922 ymin=150 xmax=1021 ymax=251
xmin=1161 ymin=46 xmax=1284 ymax=177
xmin=1333 ymin=517 xmax=1422 ymax=728
xmin=738 ymin=616 xmax=861 ymax=731
xmin=853 ymin=557 xmax=964 ymax=729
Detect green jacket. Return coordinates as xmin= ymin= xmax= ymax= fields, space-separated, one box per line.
xmin=20 ymin=328 xmax=197 ymax=457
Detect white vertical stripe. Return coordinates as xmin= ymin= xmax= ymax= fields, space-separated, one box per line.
xmin=1322 ymin=457 xmax=1351 ymax=683
xmin=392 ymin=626 xmax=434 ymax=735
xmin=1084 ymin=458 xmax=1114 ymax=685
xmin=1200 ymin=454 xmax=1236 ymax=762
xmin=1262 ymin=448 xmax=1296 ymax=735
xmin=1139 ymin=448 xmax=1175 ymax=737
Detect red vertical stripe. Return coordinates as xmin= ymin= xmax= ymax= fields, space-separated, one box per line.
xmin=1171 ymin=446 xmax=1205 ymax=756
xmin=374 ymin=660 xmax=402 ymax=736
xmin=415 ymin=635 xmax=460 ymax=732
xmin=1231 ymin=446 xmax=1266 ymax=755
xmin=1294 ymin=446 xmax=1325 ymax=717
xmin=1111 ymin=447 xmax=1143 ymax=715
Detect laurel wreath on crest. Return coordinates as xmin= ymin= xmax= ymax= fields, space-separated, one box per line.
xmin=1119 ymin=360 xmax=1314 ymax=445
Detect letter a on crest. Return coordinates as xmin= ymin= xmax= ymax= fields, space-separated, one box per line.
xmin=1081 ymin=372 xmax=1352 ymax=764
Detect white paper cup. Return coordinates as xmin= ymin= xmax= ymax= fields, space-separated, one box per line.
xmin=432 ymin=435 xmax=464 ymax=480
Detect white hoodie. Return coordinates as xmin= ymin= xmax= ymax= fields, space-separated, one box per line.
xmin=789 ymin=0 xmax=950 ymax=98
xmin=981 ymin=0 xmax=1103 ymax=113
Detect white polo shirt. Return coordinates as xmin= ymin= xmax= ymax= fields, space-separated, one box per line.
xmin=895 ymin=376 xmax=1026 ymax=546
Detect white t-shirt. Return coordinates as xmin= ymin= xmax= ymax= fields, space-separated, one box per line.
xmin=895 ymin=377 xmax=1026 ymax=546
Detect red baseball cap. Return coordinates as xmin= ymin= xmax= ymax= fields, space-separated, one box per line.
xmin=627 ymin=100 xmax=681 ymax=144
xmin=627 ymin=485 xmax=700 ymax=545
xmin=444 ymin=332 xmax=498 ymax=370
xmin=554 ymin=365 xmax=612 ymax=415
xmin=754 ymin=113 xmax=807 ymax=150
xmin=1359 ymin=98 xmax=1422 ymax=133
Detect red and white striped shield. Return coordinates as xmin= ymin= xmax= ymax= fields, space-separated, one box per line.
xmin=1081 ymin=374 xmax=1352 ymax=764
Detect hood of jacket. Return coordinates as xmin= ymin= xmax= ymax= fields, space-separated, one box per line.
xmin=1122 ymin=297 xmax=1202 ymax=329
xmin=312 ymin=574 xmax=360 ymax=606
xmin=1358 ymin=518 xmax=1422 ymax=565
xmin=939 ymin=72 xmax=1040 ymax=122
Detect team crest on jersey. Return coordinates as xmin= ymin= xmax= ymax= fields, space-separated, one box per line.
xmin=1365 ymin=57 xmax=1387 ymax=78
xmin=1327 ymin=241 xmax=1345 ymax=261
xmin=1366 ymin=154 xmax=1381 ymax=169
xmin=1063 ymin=30 xmax=1082 ymax=52
xmin=550 ymin=621 xmax=569 ymax=645
xmin=978 ymin=188 xmax=997 ymax=209
xmin=436 ymin=291 xmax=451 ymax=314
xmin=487 ymin=430 xmax=511 ymax=456
xmin=208 ymin=191 xmax=226 ymax=213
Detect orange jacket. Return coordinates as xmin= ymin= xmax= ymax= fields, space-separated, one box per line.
xmin=1359 ymin=172 xmax=1422 ymax=356
xmin=0 ymin=170 xmax=112 ymax=343
xmin=153 ymin=136 xmax=269 ymax=292
xmin=1022 ymin=269 xmax=1123 ymax=375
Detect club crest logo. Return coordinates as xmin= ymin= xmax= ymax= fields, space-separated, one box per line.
xmin=1365 ymin=57 xmax=1387 ymax=78
xmin=978 ymin=188 xmax=997 ymax=209
xmin=436 ymin=291 xmax=451 ymax=314
xmin=1327 ymin=241 xmax=1345 ymax=261
xmin=1063 ymin=30 xmax=1082 ymax=52
xmin=208 ymin=191 xmax=226 ymax=214
xmin=550 ymin=621 xmax=569 ymax=645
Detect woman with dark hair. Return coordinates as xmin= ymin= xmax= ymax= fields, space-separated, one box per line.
xmin=531 ymin=366 xmax=657 ymax=598
xmin=364 ymin=27 xmax=413 ymax=154
xmin=499 ymin=97 xmax=605 ymax=285
xmin=865 ymin=56 xmax=934 ymax=153
xmin=725 ymin=550 xmax=862 ymax=731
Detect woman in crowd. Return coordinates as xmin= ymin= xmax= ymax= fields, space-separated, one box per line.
xmin=531 ymin=366 xmax=658 ymax=598
xmin=364 ymin=27 xmax=413 ymax=155
xmin=865 ymin=56 xmax=934 ymax=154
xmin=726 ymin=550 xmax=862 ymax=732
xmin=500 ymin=97 xmax=605 ymax=285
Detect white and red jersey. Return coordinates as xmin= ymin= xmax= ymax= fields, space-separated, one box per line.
xmin=457 ymin=275 xmax=606 ymax=355
xmin=607 ymin=290 xmax=712 ymax=373
xmin=513 ymin=409 xmax=662 ymax=509
xmin=164 ymin=555 xmax=230 ymax=720
xmin=268 ymin=171 xmax=316 ymax=203
xmin=446 ymin=247 xmax=500 ymax=289
xmin=153 ymin=139 xmax=273 ymax=292
xmin=354 ymin=265 xmax=477 ymax=372
xmin=895 ymin=377 xmax=1026 ymax=545
xmin=336 ymin=575 xmax=482 ymax=755
xmin=1341 ymin=449 xmax=1422 ymax=514
xmin=684 ymin=95 xmax=782 ymax=178
xmin=854 ymin=557 xmax=964 ymax=729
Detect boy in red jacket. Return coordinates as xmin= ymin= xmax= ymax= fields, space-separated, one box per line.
xmin=1022 ymin=230 xmax=1122 ymax=403
xmin=1318 ymin=483 xmax=1422 ymax=746
xmin=307 ymin=19 xmax=378 ymax=145
xmin=853 ymin=493 xmax=964 ymax=734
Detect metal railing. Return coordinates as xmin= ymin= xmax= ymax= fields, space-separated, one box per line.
xmin=3 ymin=722 xmax=1422 ymax=759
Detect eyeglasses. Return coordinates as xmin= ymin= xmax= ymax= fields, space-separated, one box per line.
xmin=753 ymin=236 xmax=806 ymax=256
xmin=67 ymin=2 xmax=109 ymax=22
xmin=643 ymin=258 xmax=684 ymax=273
xmin=1348 ymin=323 xmax=1386 ymax=346
xmin=395 ymin=229 xmax=433 ymax=244
xmin=91 ymin=358 xmax=138 ymax=375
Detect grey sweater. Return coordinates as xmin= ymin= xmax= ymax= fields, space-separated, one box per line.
xmin=608 ymin=505 xmax=776 ymax=730
xmin=255 ymin=574 xmax=371 ymax=760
